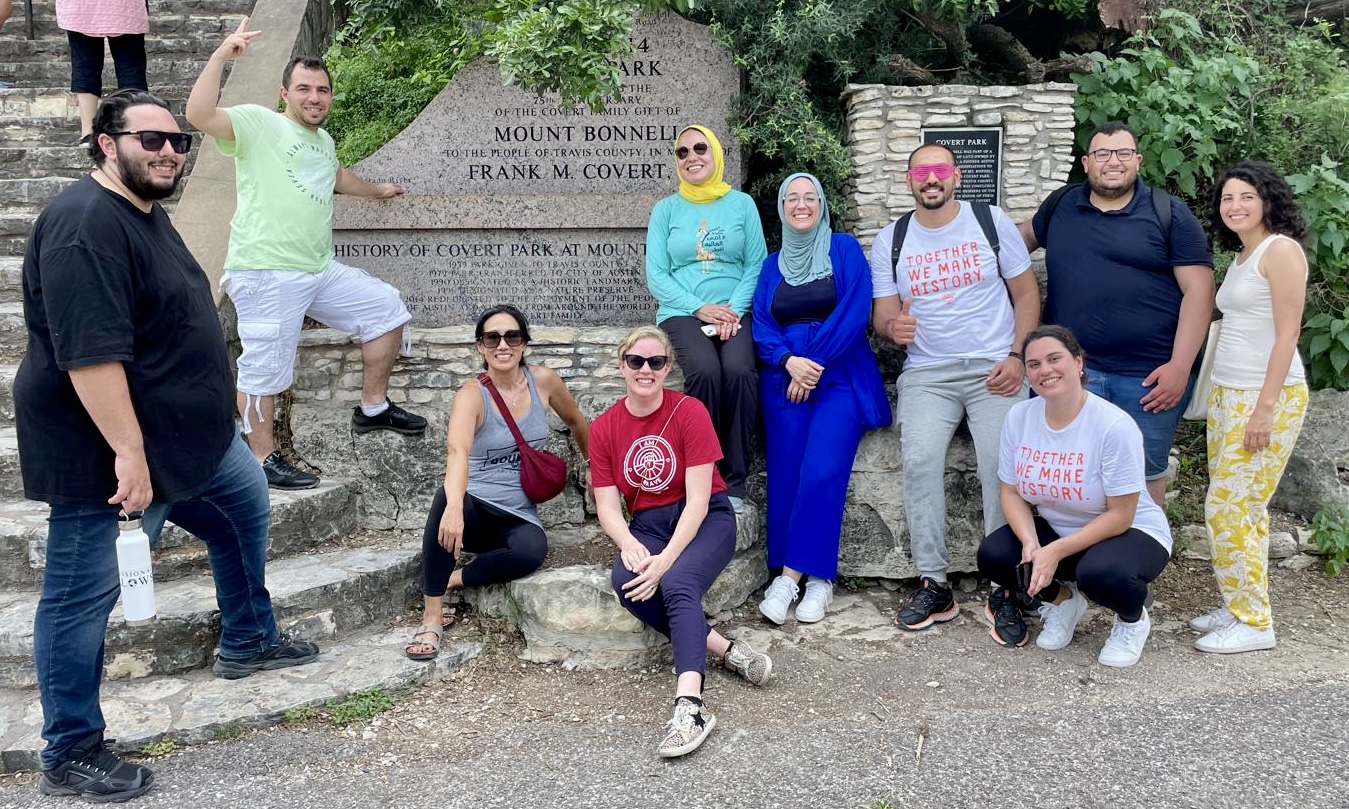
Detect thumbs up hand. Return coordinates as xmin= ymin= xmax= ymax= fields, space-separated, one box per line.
xmin=889 ymin=297 xmax=917 ymax=345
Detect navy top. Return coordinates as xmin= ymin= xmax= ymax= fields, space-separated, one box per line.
xmin=753 ymin=233 xmax=892 ymax=431
xmin=1032 ymin=179 xmax=1212 ymax=375
xmin=771 ymin=276 xmax=838 ymax=326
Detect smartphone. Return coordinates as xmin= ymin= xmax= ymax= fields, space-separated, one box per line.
xmin=700 ymin=324 xmax=719 ymax=337
xmin=1016 ymin=561 xmax=1032 ymax=593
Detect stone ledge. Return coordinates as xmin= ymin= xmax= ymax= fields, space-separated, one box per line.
xmin=0 ymin=625 xmax=483 ymax=773
xmin=0 ymin=480 xmax=360 ymax=589
xmin=0 ymin=539 xmax=423 ymax=687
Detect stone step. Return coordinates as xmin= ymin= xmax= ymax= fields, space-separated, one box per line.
xmin=0 ymin=176 xmax=78 ymax=208
xmin=0 ymin=86 xmax=192 ymax=120
xmin=0 ymin=307 xmax=25 ymax=362
xmin=471 ymin=502 xmax=766 ymax=669
xmin=0 ymin=364 xmax=13 ymax=425
xmin=0 ymin=57 xmax=212 ymax=85
xmin=0 ymin=34 xmax=224 ymax=63
xmin=0 ymin=623 xmax=483 ymax=773
xmin=0 ymin=535 xmax=424 ymax=688
xmin=0 ymin=108 xmax=194 ymax=149
xmin=10 ymin=13 xmax=242 ymax=43
xmin=0 ymin=478 xmax=360 ymax=588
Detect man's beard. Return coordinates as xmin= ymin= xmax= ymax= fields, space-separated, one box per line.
xmin=1087 ymin=175 xmax=1131 ymax=201
xmin=115 ymin=143 xmax=182 ymax=201
xmin=917 ymin=183 xmax=950 ymax=210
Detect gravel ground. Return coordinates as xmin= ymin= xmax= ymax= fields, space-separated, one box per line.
xmin=1 ymin=560 xmax=1346 ymax=808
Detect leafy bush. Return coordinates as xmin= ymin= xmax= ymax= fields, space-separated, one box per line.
xmin=1071 ymin=10 xmax=1260 ymax=199
xmin=1309 ymin=502 xmax=1349 ymax=577
xmin=1289 ymin=156 xmax=1349 ymax=389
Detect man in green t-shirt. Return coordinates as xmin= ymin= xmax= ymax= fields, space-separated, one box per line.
xmin=187 ymin=19 xmax=426 ymax=490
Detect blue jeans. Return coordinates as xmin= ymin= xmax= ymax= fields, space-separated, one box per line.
xmin=1084 ymin=366 xmax=1196 ymax=479
xmin=34 ymin=433 xmax=279 ymax=768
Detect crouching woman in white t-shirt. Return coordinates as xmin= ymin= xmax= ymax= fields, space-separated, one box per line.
xmin=976 ymin=325 xmax=1172 ymax=667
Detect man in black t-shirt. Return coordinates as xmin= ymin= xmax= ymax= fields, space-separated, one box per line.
xmin=15 ymin=90 xmax=320 ymax=803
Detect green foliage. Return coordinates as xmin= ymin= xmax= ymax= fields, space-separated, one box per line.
xmin=486 ymin=0 xmax=639 ymax=112
xmin=325 ymin=14 xmax=483 ymax=165
xmin=211 ymin=722 xmax=247 ymax=742
xmin=1290 ymin=157 xmax=1349 ymax=389
xmin=1072 ymin=10 xmax=1260 ymax=199
xmin=284 ymin=705 xmax=320 ymax=723
xmin=138 ymin=739 xmax=178 ymax=758
xmin=325 ymin=688 xmax=399 ymax=726
xmin=1309 ymin=502 xmax=1349 ymax=577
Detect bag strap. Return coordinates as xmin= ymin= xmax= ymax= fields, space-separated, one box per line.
xmin=478 ymin=372 xmax=529 ymax=451
xmin=1039 ymin=182 xmax=1171 ymax=256
xmin=629 ymin=394 xmax=688 ymax=513
xmin=891 ymin=202 xmax=1000 ymax=286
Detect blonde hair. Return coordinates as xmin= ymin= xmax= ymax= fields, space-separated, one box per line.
xmin=616 ymin=325 xmax=675 ymax=365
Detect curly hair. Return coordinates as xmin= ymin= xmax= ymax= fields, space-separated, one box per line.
xmin=1210 ymin=160 xmax=1308 ymax=251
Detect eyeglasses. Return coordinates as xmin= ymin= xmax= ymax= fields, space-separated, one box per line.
xmin=622 ymin=354 xmax=669 ymax=371
xmin=674 ymin=142 xmax=709 ymax=160
xmin=1089 ymin=148 xmax=1137 ymax=163
xmin=478 ymin=330 xmax=524 ymax=348
xmin=106 ymin=130 xmax=193 ymax=154
xmin=784 ymin=193 xmax=820 ymax=206
xmin=907 ymin=163 xmax=956 ymax=181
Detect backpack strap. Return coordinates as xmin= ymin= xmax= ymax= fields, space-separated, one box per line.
xmin=1037 ymin=182 xmax=1079 ymax=243
xmin=969 ymin=201 xmax=1000 ymax=262
xmin=891 ymin=202 xmax=1002 ymax=284
xmin=889 ymin=211 xmax=915 ymax=286
xmin=1150 ymin=185 xmax=1172 ymax=258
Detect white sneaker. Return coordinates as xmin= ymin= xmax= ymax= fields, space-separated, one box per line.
xmin=758 ymin=575 xmax=798 ymax=625
xmin=1098 ymin=608 xmax=1151 ymax=668
xmin=1035 ymin=582 xmax=1087 ymax=651
xmin=795 ymin=579 xmax=834 ymax=623
xmin=1188 ymin=606 xmax=1238 ymax=633
xmin=1194 ymin=620 xmax=1276 ymax=654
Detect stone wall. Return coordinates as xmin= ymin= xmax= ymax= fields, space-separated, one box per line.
xmin=841 ymin=83 xmax=1078 ymax=241
xmin=290 ymin=326 xmax=981 ymax=581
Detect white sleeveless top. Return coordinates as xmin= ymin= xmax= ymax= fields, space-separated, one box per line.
xmin=1211 ymin=233 xmax=1307 ymax=389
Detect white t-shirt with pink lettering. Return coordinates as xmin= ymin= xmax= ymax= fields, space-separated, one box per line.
xmin=998 ymin=392 xmax=1172 ymax=553
xmin=869 ymin=202 xmax=1031 ymax=369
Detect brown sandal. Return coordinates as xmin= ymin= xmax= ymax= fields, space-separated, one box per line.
xmin=404 ymin=624 xmax=442 ymax=661
xmin=441 ymin=595 xmax=472 ymax=628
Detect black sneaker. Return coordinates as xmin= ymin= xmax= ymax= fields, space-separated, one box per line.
xmin=984 ymin=586 xmax=1029 ymax=647
xmin=261 ymin=451 xmax=319 ymax=490
xmin=213 ymin=633 xmax=320 ymax=680
xmin=894 ymin=576 xmax=959 ymax=630
xmin=39 ymin=731 xmax=154 ymax=802
xmin=352 ymin=399 xmax=427 ymax=435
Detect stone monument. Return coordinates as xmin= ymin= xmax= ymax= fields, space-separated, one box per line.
xmin=333 ymin=12 xmax=741 ymax=327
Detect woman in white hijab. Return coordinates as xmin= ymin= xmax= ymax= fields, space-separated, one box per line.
xmin=752 ymin=173 xmax=891 ymax=625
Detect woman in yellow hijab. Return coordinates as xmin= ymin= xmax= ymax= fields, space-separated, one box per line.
xmin=644 ymin=125 xmax=767 ymax=512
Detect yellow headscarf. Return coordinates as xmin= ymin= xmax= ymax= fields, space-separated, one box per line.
xmin=676 ymin=125 xmax=733 ymax=204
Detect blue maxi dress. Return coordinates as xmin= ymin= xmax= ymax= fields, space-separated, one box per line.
xmin=753 ymin=233 xmax=892 ymax=579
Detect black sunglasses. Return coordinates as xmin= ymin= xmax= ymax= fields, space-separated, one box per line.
xmin=674 ymin=142 xmax=709 ymax=160
xmin=478 ymin=330 xmax=525 ymax=348
xmin=106 ymin=130 xmax=193 ymax=154
xmin=623 ymin=354 xmax=668 ymax=371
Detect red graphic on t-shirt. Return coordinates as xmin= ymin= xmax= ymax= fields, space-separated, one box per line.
xmin=903 ymin=240 xmax=985 ymax=299
xmin=1014 ymin=446 xmax=1086 ymax=501
xmin=624 ymin=435 xmax=679 ymax=492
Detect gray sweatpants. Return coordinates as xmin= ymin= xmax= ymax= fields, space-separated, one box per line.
xmin=897 ymin=359 xmax=1026 ymax=581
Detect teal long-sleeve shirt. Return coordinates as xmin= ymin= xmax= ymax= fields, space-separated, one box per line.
xmin=645 ymin=190 xmax=767 ymax=323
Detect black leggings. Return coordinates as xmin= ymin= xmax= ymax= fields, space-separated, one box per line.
xmin=976 ymin=516 xmax=1169 ymax=622
xmin=661 ymin=314 xmax=757 ymax=496
xmin=67 ymin=31 xmax=147 ymax=96
xmin=420 ymin=488 xmax=547 ymax=596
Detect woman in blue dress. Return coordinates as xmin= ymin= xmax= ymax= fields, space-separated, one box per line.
xmin=753 ymin=173 xmax=891 ymax=624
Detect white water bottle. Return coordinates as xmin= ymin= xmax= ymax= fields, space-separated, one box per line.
xmin=116 ymin=515 xmax=156 ymax=624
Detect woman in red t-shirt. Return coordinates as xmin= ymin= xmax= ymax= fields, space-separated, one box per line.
xmin=589 ymin=326 xmax=774 ymax=759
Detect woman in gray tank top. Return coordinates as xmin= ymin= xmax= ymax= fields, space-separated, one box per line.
xmin=405 ymin=305 xmax=590 ymax=660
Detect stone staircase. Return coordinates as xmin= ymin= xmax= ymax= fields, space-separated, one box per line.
xmin=0 ymin=0 xmax=493 ymax=772
xmin=0 ymin=0 xmax=774 ymax=771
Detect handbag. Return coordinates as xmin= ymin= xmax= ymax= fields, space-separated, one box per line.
xmin=478 ymin=373 xmax=568 ymax=503
xmin=1182 ymin=320 xmax=1222 ymax=421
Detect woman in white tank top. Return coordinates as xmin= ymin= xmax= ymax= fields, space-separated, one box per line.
xmin=1193 ymin=161 xmax=1310 ymax=655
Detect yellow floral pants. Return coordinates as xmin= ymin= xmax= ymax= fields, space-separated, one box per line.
xmin=1204 ymin=383 xmax=1308 ymax=630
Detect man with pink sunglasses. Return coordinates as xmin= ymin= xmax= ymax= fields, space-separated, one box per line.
xmin=870 ymin=143 xmax=1040 ymax=632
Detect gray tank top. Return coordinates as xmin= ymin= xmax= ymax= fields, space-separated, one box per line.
xmin=466 ymin=366 xmax=548 ymax=526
